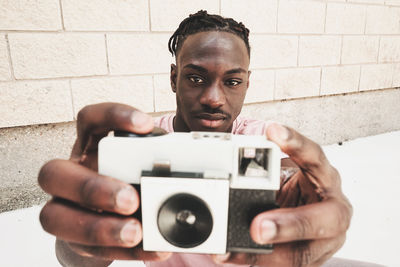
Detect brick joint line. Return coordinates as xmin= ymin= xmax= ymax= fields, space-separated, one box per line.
xmin=58 ymin=0 xmax=65 ymax=31
xmin=68 ymin=80 xmax=76 ymax=120
xmin=104 ymin=34 xmax=110 ymax=74
xmin=5 ymin=34 xmax=15 ymax=80
xmin=148 ymin=0 xmax=152 ymax=31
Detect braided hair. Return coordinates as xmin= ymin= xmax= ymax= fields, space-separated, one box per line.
xmin=168 ymin=10 xmax=250 ymax=58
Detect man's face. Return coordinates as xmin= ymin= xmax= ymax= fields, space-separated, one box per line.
xmin=171 ymin=31 xmax=250 ymax=132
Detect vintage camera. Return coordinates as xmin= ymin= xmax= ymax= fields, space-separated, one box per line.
xmin=98 ymin=129 xmax=281 ymax=254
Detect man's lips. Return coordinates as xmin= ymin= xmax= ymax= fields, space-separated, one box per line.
xmin=195 ymin=113 xmax=226 ymax=128
xmin=196 ymin=113 xmax=226 ymax=120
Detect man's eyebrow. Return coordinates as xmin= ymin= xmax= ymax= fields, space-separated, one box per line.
xmin=183 ymin=64 xmax=247 ymax=75
xmin=225 ymin=68 xmax=247 ymax=75
xmin=183 ymin=64 xmax=208 ymax=74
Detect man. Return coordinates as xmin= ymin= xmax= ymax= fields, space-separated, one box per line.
xmin=38 ymin=11 xmax=353 ymax=267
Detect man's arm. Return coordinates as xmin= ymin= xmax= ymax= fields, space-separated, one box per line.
xmin=213 ymin=123 xmax=352 ymax=266
xmin=38 ymin=103 xmax=171 ymax=265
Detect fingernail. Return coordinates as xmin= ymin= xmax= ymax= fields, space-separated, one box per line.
xmin=131 ymin=112 xmax=152 ymax=131
xmin=268 ymin=123 xmax=289 ymax=144
xmin=260 ymin=219 xmax=277 ymax=243
xmin=214 ymin=253 xmax=231 ymax=263
xmin=116 ymin=187 xmax=136 ymax=213
xmin=120 ymin=222 xmax=139 ymax=245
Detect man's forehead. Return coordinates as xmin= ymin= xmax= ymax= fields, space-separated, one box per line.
xmin=177 ymin=31 xmax=249 ymax=67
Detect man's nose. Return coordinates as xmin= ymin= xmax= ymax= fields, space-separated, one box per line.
xmin=199 ymin=82 xmax=226 ymax=109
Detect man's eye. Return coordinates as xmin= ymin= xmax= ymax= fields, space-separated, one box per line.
xmin=188 ymin=76 xmax=204 ymax=84
xmin=226 ymin=80 xmax=242 ymax=86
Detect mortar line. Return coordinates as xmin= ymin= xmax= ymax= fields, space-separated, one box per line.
xmin=148 ymin=0 xmax=152 ymax=31
xmin=276 ymin=0 xmax=279 ymax=33
xmin=377 ymin=36 xmax=381 ymax=63
xmin=323 ymin=2 xmax=327 ymax=34
xmin=357 ymin=65 xmax=362 ymax=92
xmin=319 ymin=67 xmax=323 ymax=96
xmin=296 ymin=35 xmax=300 ymax=67
xmin=0 ymin=73 xmax=171 ymax=83
xmin=0 ymin=30 xmax=173 ymax=34
xmin=363 ymin=5 xmax=367 ymax=35
xmin=1 ymin=60 xmax=399 ymax=84
xmin=104 ymin=34 xmax=110 ymax=74
xmin=259 ymin=86 xmax=399 ymax=104
xmin=152 ymin=75 xmax=156 ymax=112
xmin=273 ymin=70 xmax=277 ymax=100
xmin=340 ymin=35 xmax=344 ymax=65
xmin=5 ymin=34 xmax=16 ymax=80
xmin=316 ymin=1 xmax=392 ymax=7
xmin=390 ymin=61 xmax=395 ymax=88
xmin=252 ymin=62 xmax=398 ymax=71
xmin=2 ymin=61 xmax=399 ymax=84
xmin=68 ymin=80 xmax=76 ymax=119
xmin=0 ymin=30 xmax=398 ymax=37
xmin=58 ymin=0 xmax=65 ymax=31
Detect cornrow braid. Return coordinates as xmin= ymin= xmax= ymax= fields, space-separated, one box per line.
xmin=168 ymin=10 xmax=250 ymax=58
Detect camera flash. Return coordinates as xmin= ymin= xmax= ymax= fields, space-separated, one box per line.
xmin=243 ymin=148 xmax=256 ymax=158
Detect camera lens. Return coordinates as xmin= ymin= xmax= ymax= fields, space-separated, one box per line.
xmin=176 ymin=210 xmax=196 ymax=226
xmin=157 ymin=193 xmax=213 ymax=248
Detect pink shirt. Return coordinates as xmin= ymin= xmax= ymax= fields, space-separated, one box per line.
xmin=145 ymin=114 xmax=271 ymax=267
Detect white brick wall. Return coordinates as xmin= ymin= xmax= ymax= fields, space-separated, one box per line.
xmin=0 ymin=80 xmax=73 ymax=127
xmin=61 ymin=0 xmax=149 ymax=31
xmin=359 ymin=64 xmax=394 ymax=90
xmin=107 ymin=34 xmax=172 ymax=75
xmin=386 ymin=0 xmax=400 ymax=6
xmin=392 ymin=63 xmax=400 ymax=86
xmin=350 ymin=0 xmax=385 ymax=4
xmin=71 ymin=76 xmax=154 ymax=116
xmin=150 ymin=0 xmax=219 ymax=31
xmin=275 ymin=68 xmax=321 ymax=100
xmin=325 ymin=3 xmax=366 ymax=34
xmin=245 ymin=70 xmax=275 ymax=103
xmin=299 ymin=36 xmax=341 ymax=66
xmin=0 ymin=0 xmax=62 ymax=31
xmin=1 ymin=0 xmax=399 ymax=128
xmin=8 ymin=33 xmax=108 ymax=79
xmin=221 ymin=0 xmax=278 ymax=33
xmin=250 ymin=35 xmax=298 ymax=69
xmin=154 ymin=74 xmax=177 ymax=112
xmin=278 ymin=0 xmax=325 ymax=34
xmin=342 ymin=36 xmax=380 ymax=64
xmin=379 ymin=36 xmax=400 ymax=62
xmin=0 ymin=35 xmax=11 ymax=81
xmin=321 ymin=66 xmax=360 ymax=95
xmin=365 ymin=5 xmax=400 ymax=34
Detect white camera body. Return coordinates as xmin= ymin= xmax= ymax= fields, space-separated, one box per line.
xmin=98 ymin=130 xmax=281 ymax=254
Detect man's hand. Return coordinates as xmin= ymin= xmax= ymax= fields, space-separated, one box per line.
xmin=38 ymin=103 xmax=171 ymax=264
xmin=213 ymin=123 xmax=353 ymax=267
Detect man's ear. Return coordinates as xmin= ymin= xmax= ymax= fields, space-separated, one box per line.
xmin=246 ymin=70 xmax=251 ymax=89
xmin=170 ymin=64 xmax=177 ymax=93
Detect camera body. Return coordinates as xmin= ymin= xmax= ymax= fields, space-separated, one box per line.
xmin=98 ymin=130 xmax=281 ymax=254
